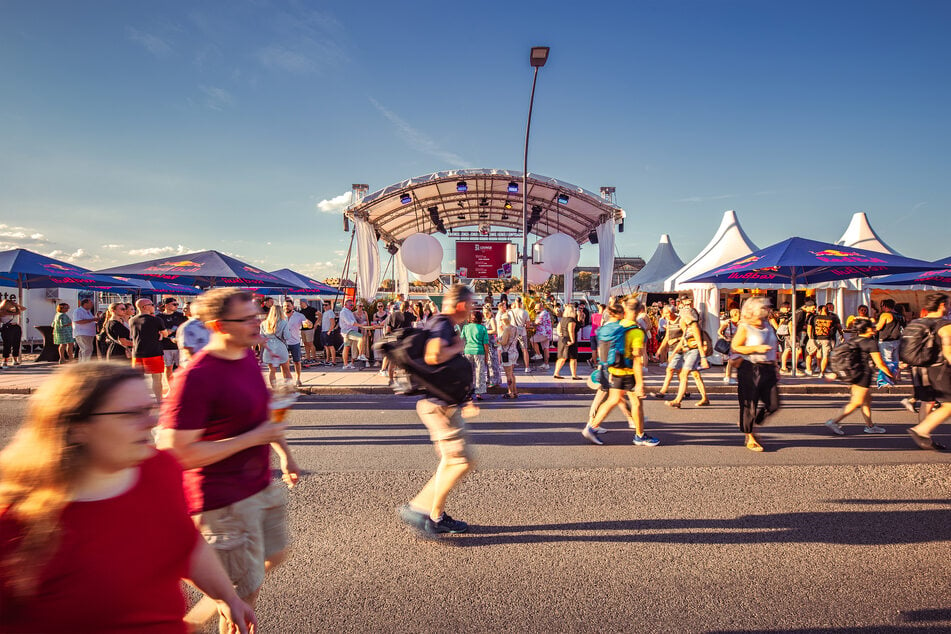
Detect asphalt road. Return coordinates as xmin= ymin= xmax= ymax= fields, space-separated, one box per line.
xmin=1 ymin=393 xmax=949 ymax=633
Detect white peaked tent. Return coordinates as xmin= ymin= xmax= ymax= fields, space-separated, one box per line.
xmin=610 ymin=234 xmax=684 ymax=295
xmin=665 ymin=210 xmax=759 ymax=353
xmin=818 ymin=212 xmax=902 ymax=317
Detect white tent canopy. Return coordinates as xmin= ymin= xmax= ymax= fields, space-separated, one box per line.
xmin=818 ymin=212 xmax=902 ymax=315
xmin=610 ymin=234 xmax=684 ymax=295
xmin=665 ymin=210 xmax=759 ymax=357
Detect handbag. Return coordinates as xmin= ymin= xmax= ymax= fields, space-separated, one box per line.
xmin=714 ymin=337 xmax=731 ymax=355
xmin=501 ymin=351 xmax=510 ymax=363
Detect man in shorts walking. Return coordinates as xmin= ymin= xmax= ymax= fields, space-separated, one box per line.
xmin=321 ymin=300 xmax=338 ymax=365
xmin=583 ymin=298 xmax=659 ymax=446
xmin=907 ymin=292 xmax=951 ymax=451
xmin=159 ymin=288 xmax=299 ymax=632
xmin=130 ymin=298 xmax=169 ymax=402
xmin=398 ymin=284 xmax=476 ymax=538
xmin=338 ymin=299 xmax=363 ymax=369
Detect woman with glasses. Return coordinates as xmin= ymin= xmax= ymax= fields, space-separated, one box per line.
xmin=103 ymin=302 xmax=133 ymax=361
xmin=0 ymin=362 xmax=256 ymax=633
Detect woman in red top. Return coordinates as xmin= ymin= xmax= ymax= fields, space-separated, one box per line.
xmin=0 ymin=362 xmax=256 ymax=633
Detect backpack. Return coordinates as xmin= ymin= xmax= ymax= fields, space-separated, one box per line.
xmin=900 ymin=318 xmax=944 ymax=367
xmin=597 ymin=320 xmax=640 ymax=370
xmin=373 ymin=316 xmax=473 ymax=405
xmin=830 ymin=340 xmax=865 ymax=383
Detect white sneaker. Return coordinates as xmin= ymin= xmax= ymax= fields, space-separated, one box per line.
xmin=343 ymin=363 xmax=355 ymax=369
xmin=524 ymin=368 xmax=530 ymax=374
xmin=541 ymin=364 xmax=550 ymax=370
xmin=900 ymin=398 xmax=918 ymax=414
xmin=722 ymin=377 xmax=731 ymax=384
xmin=531 ymin=354 xmax=542 ymax=361
xmin=378 ymin=370 xmax=387 ymax=377
xmin=581 ymin=425 xmax=604 ymax=445
xmin=863 ymin=425 xmax=887 ymax=434
xmin=356 ymin=355 xmax=368 ymax=362
xmin=825 ymin=419 xmax=845 ymax=435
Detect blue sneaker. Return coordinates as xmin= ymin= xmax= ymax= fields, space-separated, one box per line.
xmin=582 ymin=425 xmax=604 ymax=445
xmin=398 ymin=504 xmax=428 ymax=534
xmin=633 ymin=434 xmax=660 ymax=447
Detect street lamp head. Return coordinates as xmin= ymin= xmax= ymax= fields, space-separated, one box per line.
xmin=530 ymin=46 xmax=550 ymax=68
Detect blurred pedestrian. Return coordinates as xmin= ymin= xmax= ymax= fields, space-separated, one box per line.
xmin=52 ymin=302 xmax=74 ymax=364
xmin=0 ymin=362 xmax=256 ymax=633
xmin=731 ymin=297 xmax=781 ymax=452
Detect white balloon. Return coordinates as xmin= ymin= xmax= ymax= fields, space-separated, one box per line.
xmin=538 ymin=232 xmax=581 ymax=275
xmin=400 ymin=233 xmax=443 ymax=275
xmin=526 ymin=262 xmax=551 ymax=285
xmin=414 ymin=267 xmax=440 ymax=283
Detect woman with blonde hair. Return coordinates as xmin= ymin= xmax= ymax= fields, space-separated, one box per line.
xmin=553 ymin=304 xmax=580 ymax=380
xmin=498 ymin=313 xmax=519 ymax=398
xmin=731 ymin=297 xmax=781 ymax=452
xmin=103 ymin=302 xmax=133 ymax=361
xmin=260 ymin=304 xmax=292 ymax=388
xmin=0 ymin=362 xmax=255 ymax=632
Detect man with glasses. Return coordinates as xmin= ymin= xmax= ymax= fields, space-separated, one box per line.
xmin=130 ymin=298 xmax=169 ymax=402
xmin=158 ymin=297 xmax=187 ymax=392
xmin=321 ymin=300 xmax=337 ymax=365
xmin=159 ymin=288 xmax=299 ymax=632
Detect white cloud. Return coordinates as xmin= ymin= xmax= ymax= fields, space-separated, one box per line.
xmin=316 ymin=191 xmax=353 ymax=214
xmin=102 ymin=244 xmax=123 ymax=249
xmin=125 ymin=27 xmax=173 ymax=58
xmin=127 ymin=245 xmax=192 ymax=257
xmin=46 ymin=248 xmax=92 ymax=263
xmin=369 ymin=98 xmax=468 ymax=168
xmin=199 ymin=85 xmax=234 ymax=111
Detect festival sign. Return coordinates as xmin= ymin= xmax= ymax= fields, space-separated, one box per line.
xmin=456 ymin=242 xmax=511 ymax=279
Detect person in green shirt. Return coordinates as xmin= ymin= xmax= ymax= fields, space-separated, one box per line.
xmin=461 ymin=311 xmax=489 ymax=400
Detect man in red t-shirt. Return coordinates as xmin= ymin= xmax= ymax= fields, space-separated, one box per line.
xmin=159 ymin=288 xmax=299 ymax=632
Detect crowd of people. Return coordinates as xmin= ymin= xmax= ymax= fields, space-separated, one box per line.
xmin=1 ymin=284 xmax=949 ymax=631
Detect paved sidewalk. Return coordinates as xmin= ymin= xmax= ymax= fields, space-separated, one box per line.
xmin=0 ymin=357 xmax=914 ymax=397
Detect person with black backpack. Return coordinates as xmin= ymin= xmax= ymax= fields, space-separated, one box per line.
xmin=906 ymin=292 xmax=951 ymax=451
xmin=824 ymin=320 xmax=894 ymax=436
xmin=397 ymin=285 xmax=476 ymax=538
xmin=875 ymin=298 xmax=904 ymax=377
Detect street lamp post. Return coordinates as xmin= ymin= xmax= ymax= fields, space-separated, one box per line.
xmin=522 ymin=46 xmax=549 ymax=297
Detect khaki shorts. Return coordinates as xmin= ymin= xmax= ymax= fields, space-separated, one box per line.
xmin=301 ymin=329 xmax=315 ymax=344
xmin=193 ymin=483 xmax=289 ymax=597
xmin=817 ymin=339 xmax=834 ymax=359
xmin=416 ymin=399 xmax=471 ymax=465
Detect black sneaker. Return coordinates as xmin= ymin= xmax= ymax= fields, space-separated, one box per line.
xmin=427 ymin=514 xmax=469 ymax=535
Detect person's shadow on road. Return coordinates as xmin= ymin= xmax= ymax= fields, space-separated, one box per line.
xmin=450 ymin=502 xmax=951 ymax=548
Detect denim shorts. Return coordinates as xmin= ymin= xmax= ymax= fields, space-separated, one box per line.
xmin=288 ymin=343 xmax=302 ymax=363
xmin=682 ymin=347 xmax=702 ymax=372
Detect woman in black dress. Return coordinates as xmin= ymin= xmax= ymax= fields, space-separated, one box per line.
xmin=553 ymin=304 xmax=580 ymax=379
xmin=103 ymin=302 xmax=133 ymax=361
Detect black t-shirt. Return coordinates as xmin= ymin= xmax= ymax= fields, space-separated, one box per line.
xmin=426 ymin=314 xmax=458 ymax=348
xmin=130 ymin=314 xmax=166 ymax=358
xmin=795 ymin=309 xmax=815 ymax=335
xmin=878 ymin=310 xmax=904 ymax=341
xmin=301 ymin=306 xmax=319 ymax=330
xmin=157 ymin=311 xmax=187 ymax=350
xmin=812 ymin=315 xmax=838 ymax=340
xmin=854 ymin=336 xmax=880 ymax=372
xmin=105 ymin=319 xmax=130 ymax=359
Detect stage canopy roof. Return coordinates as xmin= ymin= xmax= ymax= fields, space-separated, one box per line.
xmin=343 ymin=169 xmax=625 ymax=246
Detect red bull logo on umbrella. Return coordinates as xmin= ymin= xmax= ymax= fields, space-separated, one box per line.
xmin=809 ymin=249 xmax=886 ymax=264
xmin=714 ymin=255 xmax=763 ymax=274
xmin=145 ymin=260 xmax=204 ymax=273
xmin=42 ymin=263 xmax=80 ymax=273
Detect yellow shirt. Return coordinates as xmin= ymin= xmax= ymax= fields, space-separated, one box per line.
xmin=607 ymin=318 xmax=644 ymax=376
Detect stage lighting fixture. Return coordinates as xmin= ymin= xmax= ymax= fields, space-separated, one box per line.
xmin=503 ymin=201 xmax=513 ymax=210
xmin=343 ymin=216 xmax=349 ymax=232
xmin=457 ymin=201 xmax=465 ymax=208
xmin=557 ymin=194 xmax=569 ymax=204
xmin=456 ymin=181 xmax=468 ymax=192
xmin=531 ymin=205 xmax=542 ymax=214
xmin=400 ymin=193 xmax=412 ymax=205
xmin=501 ymin=214 xmax=510 ymax=220
xmin=588 ymin=231 xmax=599 ymax=244
xmin=618 ymin=221 xmax=625 ymax=233
xmin=479 ymin=197 xmax=489 ymax=206
xmin=457 ymin=214 xmax=466 ymax=220
xmin=387 ymin=243 xmax=399 ymax=255
xmin=478 ymin=212 xmax=488 ymax=219
xmin=508 ymin=182 xmax=519 ymax=193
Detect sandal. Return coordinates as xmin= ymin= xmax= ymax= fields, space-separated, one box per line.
xmin=695 ymin=399 xmax=711 ymax=407
xmin=907 ymin=428 xmax=945 ymax=451
xmin=665 ymin=400 xmax=682 ymax=409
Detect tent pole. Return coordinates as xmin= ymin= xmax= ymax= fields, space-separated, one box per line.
xmin=790 ymin=273 xmax=798 ymax=379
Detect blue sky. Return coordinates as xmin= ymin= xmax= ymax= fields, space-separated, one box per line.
xmin=1 ymin=0 xmax=948 ymax=279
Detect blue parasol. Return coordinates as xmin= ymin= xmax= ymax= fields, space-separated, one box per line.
xmin=868 ymin=256 xmax=951 ymax=288
xmin=95 ymin=250 xmax=291 ymax=288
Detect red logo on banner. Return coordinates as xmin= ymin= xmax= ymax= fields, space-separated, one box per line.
xmin=456 ymin=242 xmax=511 ymax=279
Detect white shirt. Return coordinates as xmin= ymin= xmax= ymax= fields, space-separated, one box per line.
xmin=72 ymin=306 xmax=97 ymax=337
xmin=284 ymin=311 xmax=308 ymax=345
xmin=338 ymin=307 xmax=357 ymax=334
xmin=178 ymin=318 xmax=210 ymax=367
xmin=322 ymin=308 xmax=336 ymax=331
xmin=510 ymin=307 xmax=529 ymax=331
